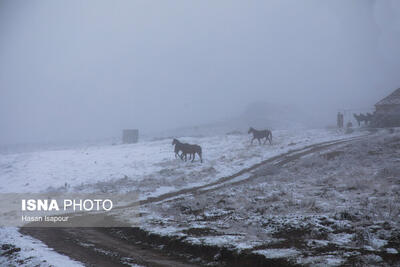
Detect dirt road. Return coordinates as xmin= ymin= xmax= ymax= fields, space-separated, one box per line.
xmin=21 ymin=136 xmax=365 ymax=267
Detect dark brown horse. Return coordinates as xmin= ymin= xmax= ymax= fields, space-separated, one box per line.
xmin=248 ymin=127 xmax=272 ymax=145
xmin=172 ymin=139 xmax=203 ymax=163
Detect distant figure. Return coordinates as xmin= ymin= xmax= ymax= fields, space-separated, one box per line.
xmin=248 ymin=127 xmax=272 ymax=145
xmin=337 ymin=112 xmax=344 ymax=128
xmin=337 ymin=113 xmax=340 ymax=128
xmin=172 ymin=139 xmax=203 ymax=163
xmin=341 ymin=113 xmax=344 ymax=128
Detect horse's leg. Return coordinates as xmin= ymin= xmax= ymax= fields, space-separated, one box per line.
xmin=258 ymin=138 xmax=261 ymax=145
xmin=251 ymin=138 xmax=255 ymax=145
xmin=199 ymin=152 xmax=203 ymax=163
xmin=263 ymin=138 xmax=267 ymax=145
xmin=191 ymin=153 xmax=195 ymax=162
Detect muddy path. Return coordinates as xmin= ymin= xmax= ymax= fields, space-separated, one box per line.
xmin=22 ymin=227 xmax=199 ymax=267
xmin=21 ymin=135 xmax=366 ymax=267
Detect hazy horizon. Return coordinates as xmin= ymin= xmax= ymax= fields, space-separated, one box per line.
xmin=1 ymin=0 xmax=400 ymax=145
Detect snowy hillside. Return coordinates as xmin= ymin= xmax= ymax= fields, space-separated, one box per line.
xmin=136 ymin=129 xmax=400 ymax=266
xmin=0 ymin=128 xmax=363 ymax=266
xmin=0 ymin=129 xmax=359 ymax=197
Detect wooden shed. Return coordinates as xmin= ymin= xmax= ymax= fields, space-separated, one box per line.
xmin=375 ymin=88 xmax=400 ymax=114
xmin=373 ymin=88 xmax=400 ymax=127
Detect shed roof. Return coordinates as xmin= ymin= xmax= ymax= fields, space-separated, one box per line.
xmin=376 ymin=88 xmax=400 ymax=106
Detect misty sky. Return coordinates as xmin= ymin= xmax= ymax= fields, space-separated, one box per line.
xmin=1 ymin=0 xmax=400 ymax=145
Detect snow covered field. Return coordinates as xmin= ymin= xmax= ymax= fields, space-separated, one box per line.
xmin=0 ymin=128 xmax=363 ymax=266
xmin=0 ymin=128 xmax=359 ymax=196
xmin=0 ymin=227 xmax=83 ymax=266
xmin=137 ymin=129 xmax=400 ymax=266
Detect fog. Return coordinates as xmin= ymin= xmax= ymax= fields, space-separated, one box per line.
xmin=1 ymin=0 xmax=400 ymax=145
